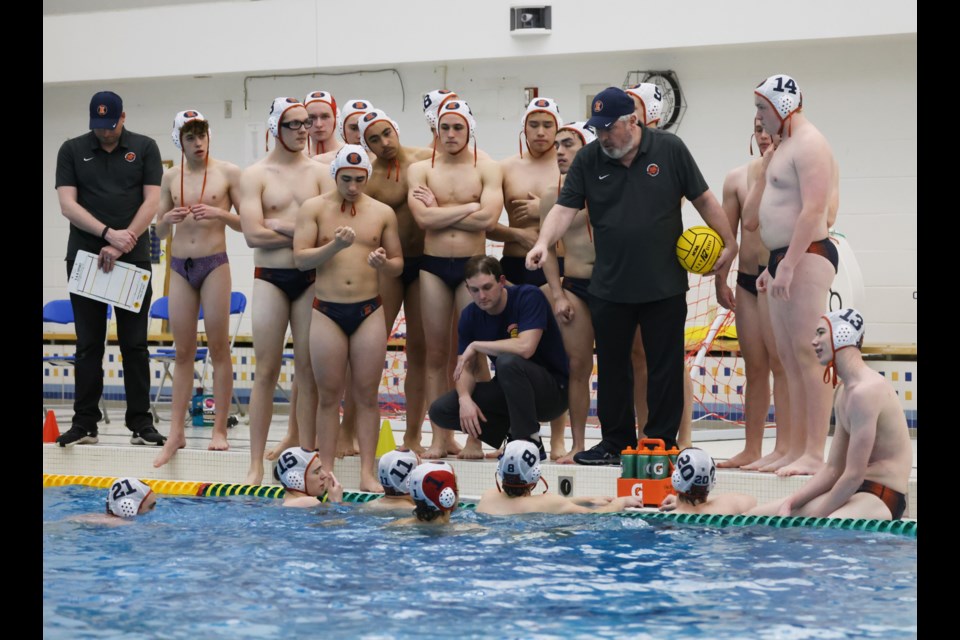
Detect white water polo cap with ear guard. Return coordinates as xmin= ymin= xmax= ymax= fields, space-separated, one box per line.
xmin=267 ymin=97 xmax=304 ymax=138
xmin=274 ymin=447 xmax=321 ymax=494
xmin=671 ymin=448 xmax=716 ymax=495
xmin=409 ymin=462 xmax=459 ymax=512
xmin=171 ymin=109 xmax=207 ymax=151
xmin=338 ymin=99 xmax=374 ymax=142
xmin=497 ymin=440 xmax=543 ymax=489
xmin=358 ymin=109 xmax=400 ymax=153
xmin=754 ymin=74 xmax=803 ymax=135
xmin=558 ymin=121 xmax=597 ymax=146
xmin=422 ymin=89 xmax=458 ymax=129
xmin=625 ymin=83 xmax=664 ymax=127
xmin=821 ymin=308 xmax=866 ymax=387
xmin=378 ymin=449 xmax=421 ymax=495
xmin=106 ymin=477 xmax=154 ymax=518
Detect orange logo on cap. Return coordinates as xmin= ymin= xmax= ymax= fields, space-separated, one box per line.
xmin=646 ymin=163 xmax=660 ymax=177
xmin=594 ymin=100 xmax=603 ymax=112
xmin=445 ymin=102 xmax=461 ymax=111
xmin=310 ymin=91 xmax=326 ymax=99
xmin=346 ymin=152 xmax=363 ymax=165
xmin=184 ymin=111 xmax=198 ymax=118
xmin=352 ymin=101 xmax=368 ymax=109
xmin=285 ymin=97 xmax=299 ymax=103
xmin=534 ymin=99 xmax=550 ymax=108
xmin=97 ymin=105 xmax=108 ymax=116
xmin=363 ymin=112 xmax=378 ymax=122
xmin=125 ymin=152 xmax=137 ymax=162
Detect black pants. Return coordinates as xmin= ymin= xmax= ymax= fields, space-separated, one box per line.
xmin=429 ymin=353 xmax=568 ymax=449
xmin=589 ymin=293 xmax=687 ymax=452
xmin=66 ymin=260 xmax=153 ymax=432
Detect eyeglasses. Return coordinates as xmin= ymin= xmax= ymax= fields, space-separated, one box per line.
xmin=280 ymin=117 xmax=316 ymax=131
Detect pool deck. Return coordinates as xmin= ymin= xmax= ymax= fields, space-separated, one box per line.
xmin=41 ymin=405 xmax=918 ymax=519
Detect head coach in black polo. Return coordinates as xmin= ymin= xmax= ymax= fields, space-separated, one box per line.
xmin=54 ymin=91 xmax=167 ymax=448
xmin=526 ymin=87 xmax=737 ymax=465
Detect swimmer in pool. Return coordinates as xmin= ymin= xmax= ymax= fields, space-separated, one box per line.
xmin=359 ymin=449 xmax=420 ymax=514
xmin=658 ymin=447 xmax=757 ymax=515
xmin=391 ymin=462 xmax=459 ymax=525
xmin=477 ymin=441 xmax=644 ymax=515
xmin=275 ymin=446 xmax=344 ymax=508
xmin=70 ymin=477 xmax=158 ymax=526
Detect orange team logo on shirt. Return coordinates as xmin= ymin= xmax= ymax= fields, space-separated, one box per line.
xmin=124 ymin=152 xmax=137 ymax=162
xmin=507 ymin=323 xmax=519 ymax=339
xmin=646 ymin=163 xmax=660 ymax=177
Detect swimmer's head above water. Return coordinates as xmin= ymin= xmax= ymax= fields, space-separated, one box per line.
xmin=106 ymin=477 xmax=156 ymax=518
xmin=378 ymin=449 xmax=421 ymax=496
xmin=671 ymin=448 xmax=716 ymax=506
xmin=497 ymin=440 xmax=547 ymax=497
xmin=409 ymin=462 xmax=459 ymax=522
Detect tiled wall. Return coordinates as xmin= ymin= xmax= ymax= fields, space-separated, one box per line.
xmin=43 ymin=346 xmax=919 ymax=427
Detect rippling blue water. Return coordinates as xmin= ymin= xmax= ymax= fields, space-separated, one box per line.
xmin=43 ymin=486 xmax=917 ymax=639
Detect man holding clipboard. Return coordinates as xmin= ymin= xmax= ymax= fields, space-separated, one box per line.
xmin=54 ymin=91 xmax=167 ymax=447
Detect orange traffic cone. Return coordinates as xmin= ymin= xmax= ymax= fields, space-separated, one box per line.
xmin=43 ymin=410 xmax=60 ymax=443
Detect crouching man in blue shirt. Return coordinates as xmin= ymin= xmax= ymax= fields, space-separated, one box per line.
xmin=427 ymin=256 xmax=569 ymax=460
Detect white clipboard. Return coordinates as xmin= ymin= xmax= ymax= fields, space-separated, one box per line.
xmin=67 ymin=250 xmax=151 ymax=313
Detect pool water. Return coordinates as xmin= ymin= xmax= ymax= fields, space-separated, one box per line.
xmin=43 ymin=486 xmax=917 ymax=639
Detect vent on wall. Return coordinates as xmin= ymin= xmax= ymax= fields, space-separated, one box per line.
xmin=510 ymin=6 xmax=551 ymax=34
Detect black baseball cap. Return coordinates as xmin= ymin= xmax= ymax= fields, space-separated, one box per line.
xmin=89 ymin=91 xmax=123 ymax=129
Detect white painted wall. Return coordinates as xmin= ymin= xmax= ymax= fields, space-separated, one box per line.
xmin=43 ymin=4 xmax=917 ymax=343
xmin=43 ymin=0 xmax=916 ymax=83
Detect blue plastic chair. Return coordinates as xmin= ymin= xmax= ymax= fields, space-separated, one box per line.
xmin=42 ymin=299 xmax=113 ymax=423
xmin=148 ymin=291 xmax=247 ymax=423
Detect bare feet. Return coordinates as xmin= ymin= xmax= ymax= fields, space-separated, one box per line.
xmin=244 ymin=466 xmax=264 ymax=486
xmin=422 ymin=443 xmax=448 ymax=459
xmin=776 ymin=454 xmax=824 ymax=477
xmin=759 ymin=452 xmax=798 ymax=473
xmin=556 ymin=447 xmax=584 ymax=464
xmin=208 ymin=429 xmax=229 ymax=452
xmin=359 ymin=472 xmax=384 ymax=493
xmin=717 ymin=449 xmax=763 ymax=469
xmin=402 ymin=434 xmax=426 ymax=456
xmin=457 ymin=439 xmax=485 ymax=459
xmin=336 ymin=431 xmax=359 ymax=458
xmin=266 ymin=436 xmax=297 ymax=461
xmin=742 ymin=450 xmax=786 ymax=472
xmin=550 ymin=443 xmax=569 ymax=461
xmin=485 ymin=447 xmax=503 ymax=459
xmin=153 ymin=433 xmax=186 ymax=468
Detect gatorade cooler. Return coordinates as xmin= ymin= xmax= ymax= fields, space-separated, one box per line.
xmin=617 ymin=438 xmax=676 ymax=507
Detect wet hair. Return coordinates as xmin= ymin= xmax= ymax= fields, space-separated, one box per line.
xmin=464 ymin=255 xmax=502 ymax=281
xmin=677 ymin=487 xmax=709 ymax=506
xmin=180 ymin=119 xmax=209 ymax=138
xmin=413 ymin=502 xmax=444 ymax=522
xmin=501 ymin=474 xmax=533 ymax=498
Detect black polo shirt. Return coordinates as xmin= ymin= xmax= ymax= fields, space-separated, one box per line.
xmin=56 ymin=128 xmax=163 ymax=262
xmin=557 ymin=126 xmax=709 ymax=304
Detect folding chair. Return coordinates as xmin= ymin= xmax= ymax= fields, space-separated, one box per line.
xmin=42 ymin=299 xmax=112 ymax=423
xmin=149 ymin=292 xmax=247 ymax=423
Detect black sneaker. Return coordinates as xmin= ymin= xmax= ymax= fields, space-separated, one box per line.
xmin=130 ymin=426 xmax=167 ymax=446
xmin=57 ymin=425 xmax=99 ymax=447
xmin=573 ymin=443 xmax=621 ymax=466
